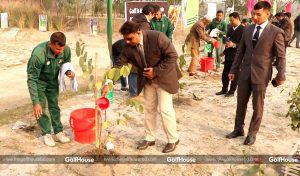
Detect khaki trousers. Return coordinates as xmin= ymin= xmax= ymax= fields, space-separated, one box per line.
xmin=188 ymin=48 xmax=200 ymax=74
xmin=143 ymin=83 xmax=178 ymax=143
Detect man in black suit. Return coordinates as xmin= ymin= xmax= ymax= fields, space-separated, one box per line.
xmin=226 ymin=2 xmax=286 ymax=145
xmin=216 ymin=12 xmax=244 ymax=97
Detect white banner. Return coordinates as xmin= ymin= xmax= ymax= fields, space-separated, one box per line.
xmin=39 ymin=15 xmax=47 ymax=32
xmin=206 ymin=3 xmax=217 ymax=19
xmin=1 ymin=13 xmax=8 ymax=29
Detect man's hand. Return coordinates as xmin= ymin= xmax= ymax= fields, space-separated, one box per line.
xmin=143 ymin=67 xmax=156 ymax=80
xmin=66 ymin=70 xmax=75 ymax=80
xmin=228 ymin=73 xmax=235 ymax=81
xmin=275 ymin=79 xmax=285 ymax=86
xmin=210 ymin=38 xmax=217 ymax=43
xmin=225 ymin=41 xmax=234 ymax=48
xmin=33 ymin=104 xmax=42 ymax=119
xmin=102 ymin=85 xmax=109 ymax=97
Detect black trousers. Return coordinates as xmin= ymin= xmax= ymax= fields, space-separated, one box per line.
xmin=221 ymin=60 xmax=237 ymax=93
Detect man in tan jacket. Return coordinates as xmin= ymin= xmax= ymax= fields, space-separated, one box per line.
xmin=185 ymin=16 xmax=216 ymax=76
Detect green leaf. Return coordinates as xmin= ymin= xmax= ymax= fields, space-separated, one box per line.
xmin=243 ymin=165 xmax=259 ymax=176
xmin=76 ymin=41 xmax=80 ymax=57
xmin=88 ymin=58 xmax=94 ymax=74
xmin=89 ymin=75 xmax=94 ymax=82
xmin=117 ymin=119 xmax=127 ymax=127
xmin=82 ymin=71 xmax=89 ymax=79
xmin=128 ymin=63 xmax=132 ymax=71
xmin=81 ymin=65 xmax=87 ymax=72
xmin=120 ymin=66 xmax=125 ymax=77
xmin=102 ymin=121 xmax=111 ymax=130
xmin=108 ymin=82 xmax=113 ymax=90
xmin=126 ymin=99 xmax=133 ymax=107
xmin=107 ymin=134 xmax=114 ymax=141
xmin=138 ymin=105 xmax=144 ymax=113
xmin=113 ymin=68 xmax=121 ymax=82
xmin=123 ymin=113 xmax=132 ymax=120
xmin=80 ymin=45 xmax=85 ymax=55
xmin=107 ymin=68 xmax=116 ymax=80
xmin=83 ymin=52 xmax=87 ymax=61
xmin=179 ymin=82 xmax=186 ymax=89
xmin=95 ymin=81 xmax=103 ymax=90
xmin=88 ymin=82 xmax=94 ymax=90
xmin=179 ymin=56 xmax=186 ymax=71
xmin=79 ymin=56 xmax=85 ymax=67
xmin=120 ymin=65 xmax=130 ymax=77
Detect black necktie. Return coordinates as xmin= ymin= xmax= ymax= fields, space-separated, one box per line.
xmin=252 ymin=26 xmax=261 ymax=48
xmin=137 ymin=44 xmax=152 ymax=84
xmin=137 ymin=44 xmax=147 ymax=67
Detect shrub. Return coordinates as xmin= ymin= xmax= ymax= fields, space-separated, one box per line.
xmin=287 ymin=83 xmax=300 ymax=131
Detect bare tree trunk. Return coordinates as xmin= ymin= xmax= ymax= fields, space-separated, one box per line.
xmin=76 ymin=4 xmax=80 ymax=32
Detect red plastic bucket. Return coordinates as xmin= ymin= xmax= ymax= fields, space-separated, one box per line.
xmin=70 ymin=108 xmax=100 ymax=144
xmin=73 ymin=127 xmax=96 ymax=144
xmin=200 ymin=57 xmax=215 ymax=72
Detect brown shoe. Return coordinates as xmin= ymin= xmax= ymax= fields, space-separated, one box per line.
xmin=162 ymin=140 xmax=179 ymax=153
xmin=243 ymin=135 xmax=256 ymax=145
xmin=226 ymin=130 xmax=245 ymax=139
xmin=189 ymin=72 xmax=197 ymax=76
xmin=137 ymin=140 xmax=155 ymax=150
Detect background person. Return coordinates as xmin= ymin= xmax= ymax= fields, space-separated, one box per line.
xmin=112 ymin=39 xmax=138 ymax=97
xmin=185 ymin=16 xmax=216 ymax=76
xmin=150 ymin=4 xmax=173 ymax=41
xmin=206 ymin=10 xmax=227 ymax=69
xmin=131 ymin=3 xmax=155 ymax=30
xmin=216 ymin=12 xmax=244 ymax=97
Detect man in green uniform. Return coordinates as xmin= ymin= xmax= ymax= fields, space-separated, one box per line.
xmin=150 ymin=5 xmax=173 ymax=41
xmin=206 ymin=10 xmax=227 ymax=69
xmin=27 ymin=32 xmax=74 ymax=147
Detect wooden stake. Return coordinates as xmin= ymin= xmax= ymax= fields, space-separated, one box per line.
xmin=94 ymin=52 xmax=100 ymax=149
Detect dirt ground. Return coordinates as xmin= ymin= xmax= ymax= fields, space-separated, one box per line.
xmin=0 ymin=23 xmax=300 ymax=176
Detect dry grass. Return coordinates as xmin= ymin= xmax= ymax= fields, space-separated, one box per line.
xmin=0 ymin=85 xmax=90 ymax=126
xmin=5 ymin=5 xmax=40 ymax=29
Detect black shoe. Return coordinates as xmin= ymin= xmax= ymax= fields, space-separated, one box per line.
xmin=137 ymin=140 xmax=155 ymax=150
xmin=162 ymin=140 xmax=179 ymax=153
xmin=226 ymin=130 xmax=245 ymax=139
xmin=225 ymin=92 xmax=234 ymax=97
xmin=243 ymin=136 xmax=256 ymax=145
xmin=216 ymin=90 xmax=227 ymax=95
xmin=121 ymin=87 xmax=128 ymax=92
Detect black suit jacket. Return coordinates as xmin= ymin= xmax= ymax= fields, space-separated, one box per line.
xmin=223 ymin=24 xmax=244 ymax=62
xmin=230 ymin=23 xmax=286 ymax=84
xmin=115 ymin=30 xmax=182 ymax=94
